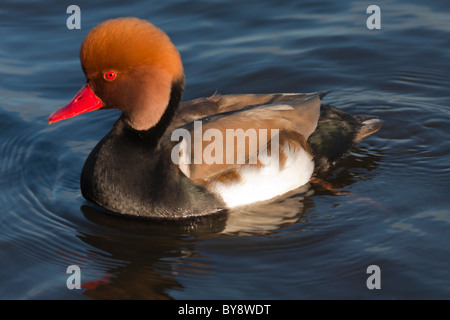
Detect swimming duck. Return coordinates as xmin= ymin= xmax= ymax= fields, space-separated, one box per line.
xmin=49 ymin=17 xmax=382 ymax=219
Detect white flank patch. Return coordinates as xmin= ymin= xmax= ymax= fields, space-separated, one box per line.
xmin=213 ymin=143 xmax=314 ymax=208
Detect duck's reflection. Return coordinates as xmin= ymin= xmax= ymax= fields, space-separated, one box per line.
xmin=78 ymin=205 xmax=227 ymax=299
xmin=77 ymin=192 xmax=312 ymax=299
xmin=76 ymin=145 xmax=382 ymax=299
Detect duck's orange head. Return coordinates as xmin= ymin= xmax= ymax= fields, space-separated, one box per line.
xmin=49 ymin=17 xmax=185 ymax=130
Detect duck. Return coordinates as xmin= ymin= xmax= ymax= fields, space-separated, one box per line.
xmin=48 ymin=17 xmax=382 ymax=220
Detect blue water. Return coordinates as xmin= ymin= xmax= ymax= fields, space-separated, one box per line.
xmin=1 ymin=0 xmax=450 ymax=299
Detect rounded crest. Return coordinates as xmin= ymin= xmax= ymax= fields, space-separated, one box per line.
xmin=80 ymin=17 xmax=183 ymax=81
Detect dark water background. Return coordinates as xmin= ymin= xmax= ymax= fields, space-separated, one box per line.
xmin=1 ymin=0 xmax=449 ymax=299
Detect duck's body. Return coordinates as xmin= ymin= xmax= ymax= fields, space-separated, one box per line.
xmin=49 ymin=18 xmax=382 ymax=219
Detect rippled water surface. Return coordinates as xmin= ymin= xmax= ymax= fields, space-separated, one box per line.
xmin=1 ymin=0 xmax=449 ymax=299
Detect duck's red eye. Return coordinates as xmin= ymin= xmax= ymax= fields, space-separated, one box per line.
xmin=104 ymin=71 xmax=116 ymax=81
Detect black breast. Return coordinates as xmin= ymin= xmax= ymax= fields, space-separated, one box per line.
xmin=80 ymin=117 xmax=225 ymax=219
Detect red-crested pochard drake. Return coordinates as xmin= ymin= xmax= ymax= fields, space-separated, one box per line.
xmin=49 ymin=17 xmax=382 ymax=220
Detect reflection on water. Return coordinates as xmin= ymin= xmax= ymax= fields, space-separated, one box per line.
xmin=79 ymin=206 xmax=212 ymax=299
